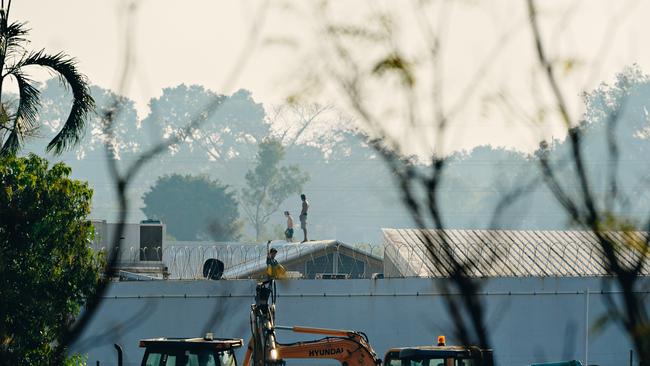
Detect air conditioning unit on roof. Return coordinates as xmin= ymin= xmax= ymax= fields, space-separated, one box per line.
xmin=140 ymin=221 xmax=164 ymax=261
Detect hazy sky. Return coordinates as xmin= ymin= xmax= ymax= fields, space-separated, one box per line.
xmin=12 ymin=0 xmax=650 ymax=154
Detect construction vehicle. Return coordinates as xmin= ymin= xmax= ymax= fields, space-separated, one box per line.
xmin=243 ymin=280 xmax=382 ymax=366
xmin=132 ymin=335 xmax=243 ymax=366
xmin=384 ymin=335 xmax=493 ymax=366
xmin=243 ymin=280 xmax=493 ymax=366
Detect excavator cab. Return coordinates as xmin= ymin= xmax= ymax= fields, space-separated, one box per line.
xmin=384 ymin=337 xmax=493 ymax=366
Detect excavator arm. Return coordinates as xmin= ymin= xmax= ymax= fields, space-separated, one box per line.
xmin=243 ymin=326 xmax=380 ymax=366
xmin=276 ymin=337 xmax=371 ymax=360
xmin=244 ymin=280 xmax=381 ymax=366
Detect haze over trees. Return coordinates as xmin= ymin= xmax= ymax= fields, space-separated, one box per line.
xmin=241 ymin=138 xmax=309 ymax=240
xmin=141 ymin=174 xmax=241 ymax=241
xmin=24 ymin=64 xmax=650 ymax=244
xmin=142 ymin=85 xmax=268 ymax=163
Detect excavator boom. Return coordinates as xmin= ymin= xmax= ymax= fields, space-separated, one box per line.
xmin=277 ymin=325 xmax=359 ymax=338
xmin=273 ymin=336 xmax=379 ymax=366
xmin=245 ymin=280 xmax=381 ymax=366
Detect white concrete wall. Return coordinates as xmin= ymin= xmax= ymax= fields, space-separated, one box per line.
xmin=71 ymin=277 xmax=649 ymax=366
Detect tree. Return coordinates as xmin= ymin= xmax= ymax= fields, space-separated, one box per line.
xmin=34 ymin=78 xmax=141 ymax=160
xmin=142 ymin=85 xmax=268 ymax=162
xmin=0 ymin=154 xmax=102 ymax=365
xmin=141 ymin=174 xmax=242 ymax=241
xmin=242 ymin=138 xmax=309 ymax=241
xmin=0 ymin=1 xmax=94 ymax=155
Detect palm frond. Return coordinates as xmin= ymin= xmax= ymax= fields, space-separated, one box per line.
xmin=2 ymin=21 xmax=29 ymax=55
xmin=21 ymin=50 xmax=94 ymax=154
xmin=0 ymin=0 xmax=27 ymax=57
xmin=0 ymin=106 xmax=19 ymax=156
xmin=11 ymin=70 xmax=40 ymax=127
xmin=0 ymin=72 xmax=39 ymax=155
xmin=0 ymin=127 xmax=19 ymax=156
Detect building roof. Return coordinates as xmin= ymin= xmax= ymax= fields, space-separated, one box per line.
xmin=382 ymin=228 xmax=650 ymax=277
xmin=221 ymin=240 xmax=382 ymax=279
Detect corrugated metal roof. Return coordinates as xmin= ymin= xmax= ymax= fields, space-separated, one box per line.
xmin=221 ymin=240 xmax=382 ymax=279
xmin=382 ymin=228 xmax=650 ymax=277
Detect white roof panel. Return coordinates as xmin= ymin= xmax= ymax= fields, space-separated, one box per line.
xmin=382 ymin=228 xmax=650 ymax=278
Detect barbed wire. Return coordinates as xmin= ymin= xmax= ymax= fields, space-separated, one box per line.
xmin=90 ymin=238 xmax=647 ymax=280
xmin=92 ymin=242 xmax=385 ymax=279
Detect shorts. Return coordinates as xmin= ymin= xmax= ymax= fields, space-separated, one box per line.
xmin=285 ymin=228 xmax=294 ymax=239
xmin=299 ymin=214 xmax=307 ymax=229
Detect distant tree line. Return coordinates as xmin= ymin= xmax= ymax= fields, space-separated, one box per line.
xmin=20 ymin=65 xmax=650 ymax=243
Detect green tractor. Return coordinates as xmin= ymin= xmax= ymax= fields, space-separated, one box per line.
xmin=114 ymin=334 xmax=244 ymax=366
xmin=383 ymin=336 xmax=493 ymax=366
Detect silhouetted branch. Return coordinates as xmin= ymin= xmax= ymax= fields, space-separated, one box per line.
xmin=528 ymin=0 xmax=650 ymax=358
xmin=57 ymin=0 xmax=270 ymax=356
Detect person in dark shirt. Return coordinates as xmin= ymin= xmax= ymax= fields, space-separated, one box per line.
xmin=266 ymin=247 xmax=278 ymax=267
xmin=265 ymin=247 xmax=286 ymax=278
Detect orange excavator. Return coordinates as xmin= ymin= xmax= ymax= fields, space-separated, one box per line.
xmin=243 ymin=280 xmax=382 ymax=366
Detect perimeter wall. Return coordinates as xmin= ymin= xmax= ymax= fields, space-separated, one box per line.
xmin=71 ymin=277 xmax=649 ymax=366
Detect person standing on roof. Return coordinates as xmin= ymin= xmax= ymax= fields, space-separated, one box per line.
xmin=284 ymin=211 xmax=294 ymax=242
xmin=299 ymin=193 xmax=309 ymax=243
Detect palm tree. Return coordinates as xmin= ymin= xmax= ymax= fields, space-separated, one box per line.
xmin=0 ymin=0 xmax=94 ymax=155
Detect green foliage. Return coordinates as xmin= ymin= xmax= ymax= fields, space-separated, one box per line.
xmin=0 ymin=154 xmax=102 ymax=365
xmin=242 ymin=138 xmax=309 ymax=240
xmin=0 ymin=5 xmax=94 ymax=156
xmin=64 ymin=353 xmax=88 ymax=366
xmin=142 ymin=174 xmax=242 ymax=241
